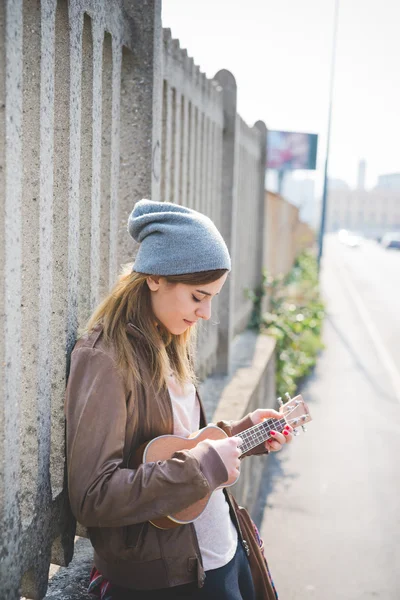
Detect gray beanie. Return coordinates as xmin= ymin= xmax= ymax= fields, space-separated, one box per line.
xmin=127 ymin=200 xmax=231 ymax=275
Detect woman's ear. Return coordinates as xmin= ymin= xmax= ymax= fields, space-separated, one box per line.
xmin=146 ymin=275 xmax=161 ymax=292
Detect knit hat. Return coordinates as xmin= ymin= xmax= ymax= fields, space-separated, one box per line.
xmin=127 ymin=200 xmax=231 ymax=275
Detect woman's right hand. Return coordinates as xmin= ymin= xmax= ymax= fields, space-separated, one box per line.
xmin=208 ymin=436 xmax=242 ymax=482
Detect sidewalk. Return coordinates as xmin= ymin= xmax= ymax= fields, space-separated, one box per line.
xmin=258 ymin=251 xmax=400 ymax=599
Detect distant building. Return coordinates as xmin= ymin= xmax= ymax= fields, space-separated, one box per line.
xmin=357 ymin=159 xmax=366 ymax=190
xmin=328 ymin=177 xmax=350 ymax=191
xmin=326 ymin=164 xmax=400 ymax=235
xmin=376 ymin=173 xmax=400 ymax=190
xmin=326 ymin=188 xmax=400 ymax=235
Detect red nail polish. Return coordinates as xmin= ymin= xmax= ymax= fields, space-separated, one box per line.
xmin=284 ymin=425 xmax=290 ymax=431
xmin=283 ymin=431 xmax=289 ymax=436
xmin=270 ymin=431 xmax=276 ymax=436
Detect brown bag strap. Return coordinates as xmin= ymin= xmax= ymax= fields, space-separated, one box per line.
xmin=225 ymin=490 xmax=278 ymax=600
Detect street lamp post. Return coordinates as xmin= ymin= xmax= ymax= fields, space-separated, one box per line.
xmin=317 ymin=0 xmax=340 ymax=271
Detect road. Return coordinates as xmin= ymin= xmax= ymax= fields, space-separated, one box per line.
xmin=260 ymin=235 xmax=400 ymax=600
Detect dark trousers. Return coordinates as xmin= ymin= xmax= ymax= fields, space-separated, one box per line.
xmin=112 ymin=541 xmax=256 ymax=600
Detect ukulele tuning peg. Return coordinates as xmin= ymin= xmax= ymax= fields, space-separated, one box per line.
xmin=302 ymin=425 xmax=307 ymax=433
xmin=293 ymin=429 xmax=300 ymax=437
xmin=285 ymin=392 xmax=291 ymax=401
xmin=277 ymin=397 xmax=283 ymax=407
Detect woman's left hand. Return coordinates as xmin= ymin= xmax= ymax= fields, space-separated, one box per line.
xmin=249 ymin=408 xmax=293 ymax=452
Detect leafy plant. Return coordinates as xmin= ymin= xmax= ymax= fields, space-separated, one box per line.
xmin=247 ymin=249 xmax=324 ymax=398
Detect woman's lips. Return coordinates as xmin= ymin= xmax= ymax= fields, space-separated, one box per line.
xmin=183 ymin=319 xmax=196 ymax=326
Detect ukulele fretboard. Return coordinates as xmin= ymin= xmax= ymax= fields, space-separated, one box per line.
xmin=239 ymin=417 xmax=287 ymax=455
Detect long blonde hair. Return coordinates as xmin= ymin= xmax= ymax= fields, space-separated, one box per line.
xmin=83 ymin=264 xmax=228 ymax=391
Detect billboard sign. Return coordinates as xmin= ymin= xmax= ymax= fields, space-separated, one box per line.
xmin=267 ymin=130 xmax=318 ymax=171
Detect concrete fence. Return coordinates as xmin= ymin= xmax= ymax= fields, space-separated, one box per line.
xmin=161 ymin=28 xmax=224 ymax=378
xmin=232 ymin=114 xmax=266 ymax=336
xmin=160 ymin=31 xmax=267 ymax=377
xmin=0 ymin=2 xmax=163 ymax=598
xmin=0 ymin=1 xmax=268 ymax=598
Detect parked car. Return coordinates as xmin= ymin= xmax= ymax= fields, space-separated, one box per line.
xmin=381 ymin=232 xmax=400 ymax=249
xmin=338 ymin=229 xmax=362 ymax=248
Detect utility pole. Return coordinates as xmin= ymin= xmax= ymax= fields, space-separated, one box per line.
xmin=277 ymin=170 xmax=285 ymax=195
xmin=317 ymin=0 xmax=340 ymax=271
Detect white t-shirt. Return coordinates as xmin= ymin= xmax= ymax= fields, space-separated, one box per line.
xmin=166 ymin=374 xmax=238 ymax=571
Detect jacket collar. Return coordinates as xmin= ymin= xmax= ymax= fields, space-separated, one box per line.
xmin=125 ymin=321 xmax=206 ymax=427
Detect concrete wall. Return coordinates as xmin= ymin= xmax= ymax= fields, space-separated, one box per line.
xmin=161 ymin=29 xmax=225 ymax=378
xmin=0 ymin=2 xmax=162 ymax=598
xmin=264 ymin=190 xmax=315 ymax=279
xmin=232 ymin=115 xmax=266 ymax=337
xmin=0 ymin=2 xmax=268 ymax=598
xmin=212 ymin=333 xmax=276 ymax=515
xmin=160 ymin=38 xmax=267 ymax=377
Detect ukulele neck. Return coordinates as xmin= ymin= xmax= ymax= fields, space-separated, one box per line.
xmin=238 ymin=417 xmax=287 ymax=455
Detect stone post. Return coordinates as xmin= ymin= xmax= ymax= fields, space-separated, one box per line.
xmin=213 ymin=69 xmax=237 ymax=375
xmin=118 ymin=0 xmax=162 ymax=268
xmin=254 ymin=120 xmax=268 ymax=312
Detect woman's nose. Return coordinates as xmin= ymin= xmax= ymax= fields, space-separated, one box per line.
xmin=196 ymin=302 xmax=211 ymax=321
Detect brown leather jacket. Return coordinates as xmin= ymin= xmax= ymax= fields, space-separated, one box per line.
xmin=65 ymin=324 xmax=266 ymax=590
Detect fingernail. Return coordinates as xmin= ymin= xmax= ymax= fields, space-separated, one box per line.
xmin=284 ymin=425 xmax=290 ymax=431
xmin=283 ymin=431 xmax=289 ymax=436
xmin=270 ymin=431 xmax=276 ymax=436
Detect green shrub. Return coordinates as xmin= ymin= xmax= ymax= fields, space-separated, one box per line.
xmin=247 ymin=249 xmax=324 ymax=398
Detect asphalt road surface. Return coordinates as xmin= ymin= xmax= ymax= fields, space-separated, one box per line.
xmin=260 ymin=234 xmax=400 ymax=600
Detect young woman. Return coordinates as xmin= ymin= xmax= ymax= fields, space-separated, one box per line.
xmin=65 ymin=200 xmax=292 ymax=599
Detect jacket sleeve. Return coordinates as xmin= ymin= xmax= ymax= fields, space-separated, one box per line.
xmin=216 ymin=415 xmax=269 ymax=458
xmin=65 ymin=347 xmax=228 ymax=528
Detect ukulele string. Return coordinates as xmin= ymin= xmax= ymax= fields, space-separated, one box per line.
xmin=238 ymin=401 xmax=307 ymax=452
xmin=238 ymin=418 xmax=287 ymax=453
xmin=235 ymin=399 xmax=305 ymax=438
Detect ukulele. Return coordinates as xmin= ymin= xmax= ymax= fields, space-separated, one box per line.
xmin=137 ymin=394 xmax=311 ymax=530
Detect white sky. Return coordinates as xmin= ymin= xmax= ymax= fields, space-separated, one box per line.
xmin=162 ymin=0 xmax=400 ymax=192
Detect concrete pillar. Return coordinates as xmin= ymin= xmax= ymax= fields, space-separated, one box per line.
xmin=210 ymin=120 xmax=220 ymax=227
xmin=99 ymin=31 xmax=113 ymax=297
xmin=50 ymin=0 xmax=75 ymax=557
xmin=78 ymin=13 xmax=94 ymax=328
xmin=200 ymin=84 xmax=208 ymax=216
xmin=205 ymin=117 xmax=212 ymax=218
xmin=173 ymin=90 xmax=182 ymax=204
xmin=89 ymin=15 xmax=105 ymax=310
xmin=0 ymin=6 xmax=5 ymax=590
xmin=170 ymin=37 xmax=181 ymax=206
xmin=255 ymin=120 xmax=267 ymax=287
xmin=0 ymin=2 xmax=24 ymax=598
xmin=180 ymin=91 xmax=189 ymax=206
xmin=213 ymin=69 xmax=237 ymax=374
xmin=161 ymin=78 xmax=173 ymax=204
xmin=188 ymin=93 xmax=196 ymax=209
xmin=204 ymin=116 xmax=212 ymax=216
xmin=118 ymin=0 xmax=162 ymax=268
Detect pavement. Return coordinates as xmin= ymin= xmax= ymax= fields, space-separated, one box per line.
xmin=259 ymin=235 xmax=400 ymax=600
